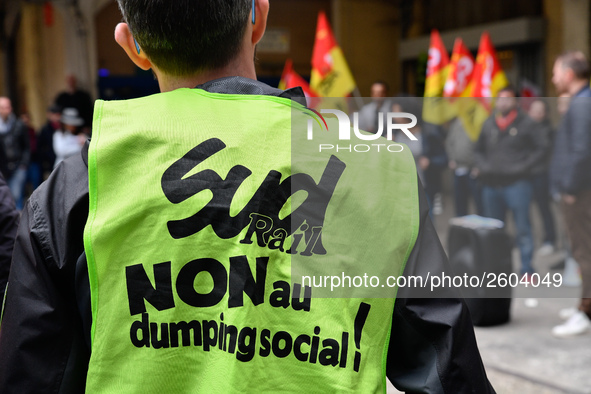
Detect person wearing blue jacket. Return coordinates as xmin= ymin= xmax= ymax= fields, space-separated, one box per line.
xmin=550 ymin=51 xmax=591 ymax=338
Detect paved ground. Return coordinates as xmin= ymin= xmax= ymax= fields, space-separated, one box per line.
xmin=388 ymin=183 xmax=591 ymax=393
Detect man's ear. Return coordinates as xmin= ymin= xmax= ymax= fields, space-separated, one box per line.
xmin=565 ymin=68 xmax=577 ymax=84
xmin=114 ymin=23 xmax=152 ymax=70
xmin=251 ymin=0 xmax=269 ymax=45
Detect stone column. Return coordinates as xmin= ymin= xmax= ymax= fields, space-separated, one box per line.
xmin=544 ymin=0 xmax=591 ymax=95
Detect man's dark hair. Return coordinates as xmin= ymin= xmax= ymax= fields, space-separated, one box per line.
xmin=117 ymin=0 xmax=251 ymax=77
xmin=557 ymin=51 xmax=591 ymax=80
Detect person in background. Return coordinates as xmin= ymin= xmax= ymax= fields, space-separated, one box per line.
xmin=421 ymin=122 xmax=448 ymax=216
xmin=0 ymin=97 xmax=30 ymax=210
xmin=550 ymin=51 xmax=591 ymax=337
xmin=474 ymin=87 xmax=548 ymax=280
xmin=37 ymin=105 xmax=61 ymax=179
xmin=54 ymin=74 xmax=94 ymax=133
xmin=446 ymin=117 xmax=483 ymax=217
xmin=527 ymin=99 xmax=556 ymax=256
xmin=53 ymin=107 xmax=87 ymax=168
xmin=551 ymin=93 xmax=582 ymax=288
xmin=0 ymin=171 xmax=19 ymax=316
xmin=357 ymin=80 xmax=391 ymax=136
xmin=391 ymin=99 xmax=425 ymax=180
xmin=20 ymin=112 xmax=42 ymax=205
xmin=392 ymin=98 xmax=447 ymax=218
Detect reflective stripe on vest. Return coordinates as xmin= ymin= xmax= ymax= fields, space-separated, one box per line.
xmin=83 ymin=88 xmax=419 ymax=393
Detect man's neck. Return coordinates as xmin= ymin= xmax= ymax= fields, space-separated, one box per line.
xmin=156 ymin=49 xmax=257 ymax=93
xmin=569 ymin=79 xmax=589 ymax=96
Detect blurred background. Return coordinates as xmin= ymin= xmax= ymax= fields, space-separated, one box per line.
xmin=0 ymin=0 xmax=587 ymax=127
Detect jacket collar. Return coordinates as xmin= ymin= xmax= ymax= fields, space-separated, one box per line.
xmin=573 ymin=85 xmax=591 ymax=98
xmin=82 ymin=77 xmax=307 ymax=166
xmin=195 ymin=76 xmax=307 ymax=106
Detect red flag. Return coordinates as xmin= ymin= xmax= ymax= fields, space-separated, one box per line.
xmin=310 ymin=11 xmax=356 ymax=97
xmin=471 ymin=32 xmax=509 ymax=98
xmin=44 ymin=2 xmax=54 ymax=27
xmin=279 ymin=59 xmax=317 ymax=98
xmin=443 ymin=38 xmax=474 ymax=98
xmin=423 ymin=29 xmax=456 ymax=124
xmin=424 ymin=30 xmax=449 ymax=97
xmin=279 ymin=59 xmax=319 ymax=108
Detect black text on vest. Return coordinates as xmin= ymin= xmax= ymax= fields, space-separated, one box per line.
xmin=126 ymin=256 xmax=311 ymax=316
xmin=161 ymin=138 xmax=346 ymax=256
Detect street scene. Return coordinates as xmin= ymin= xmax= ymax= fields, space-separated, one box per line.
xmin=1 ymin=0 xmax=591 ymax=393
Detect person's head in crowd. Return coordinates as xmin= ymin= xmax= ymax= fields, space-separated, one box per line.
xmin=65 ymin=74 xmax=78 ymax=93
xmin=46 ymin=104 xmax=62 ymax=122
xmin=528 ymin=99 xmax=549 ymax=123
xmin=370 ymin=81 xmax=389 ymax=105
xmin=60 ymin=108 xmax=84 ymax=134
xmin=552 ymin=51 xmax=590 ymax=96
xmin=114 ymin=0 xmax=269 ymax=92
xmin=557 ymin=93 xmax=571 ymax=116
xmin=20 ymin=113 xmax=33 ymax=128
xmin=0 ymin=97 xmax=13 ymax=122
xmin=47 ymin=104 xmax=62 ymax=126
xmin=495 ymin=87 xmax=518 ymax=116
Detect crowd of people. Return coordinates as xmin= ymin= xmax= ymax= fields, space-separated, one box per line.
xmin=0 ymin=75 xmax=92 ymax=210
xmin=358 ymin=50 xmax=591 ymax=338
xmin=1 ymin=59 xmax=590 ymax=339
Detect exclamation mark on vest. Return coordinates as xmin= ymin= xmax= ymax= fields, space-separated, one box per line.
xmin=353 ymin=302 xmax=371 ymax=372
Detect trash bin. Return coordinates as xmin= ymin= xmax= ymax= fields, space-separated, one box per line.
xmin=448 ymin=215 xmax=513 ymax=326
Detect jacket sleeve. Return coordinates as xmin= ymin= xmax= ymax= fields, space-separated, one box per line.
xmin=386 ymin=180 xmax=495 ymax=393
xmin=473 ymin=120 xmax=490 ymax=174
xmin=17 ymin=121 xmax=31 ymax=168
xmin=0 ymin=173 xmax=19 ymax=307
xmin=421 ymin=123 xmax=448 ymax=168
xmin=505 ymin=118 xmax=550 ymax=177
xmin=562 ymin=98 xmax=591 ymax=195
xmin=0 ymin=149 xmax=90 ymax=394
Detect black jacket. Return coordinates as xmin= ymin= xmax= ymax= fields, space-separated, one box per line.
xmin=550 ymin=86 xmax=591 ymax=195
xmin=474 ymin=110 xmax=548 ymax=186
xmin=0 ymin=77 xmax=494 ymax=393
xmin=530 ymin=119 xmax=554 ymax=175
xmin=0 ymin=172 xmax=19 ymax=309
xmin=0 ymin=115 xmax=30 ymax=178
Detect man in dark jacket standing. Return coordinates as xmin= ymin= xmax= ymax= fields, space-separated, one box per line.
xmin=0 ymin=97 xmax=30 ymax=210
xmin=474 ymin=87 xmax=548 ymax=278
xmin=550 ymin=51 xmax=591 ymax=337
xmin=0 ymin=172 xmax=18 ymax=314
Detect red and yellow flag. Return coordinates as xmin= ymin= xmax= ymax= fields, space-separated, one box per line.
xmin=443 ymin=38 xmax=475 ymax=98
xmin=471 ymin=32 xmax=509 ymax=99
xmin=453 ymin=32 xmax=510 ymax=141
xmin=279 ymin=59 xmax=318 ymax=98
xmin=425 ymin=30 xmax=449 ymax=97
xmin=310 ymin=11 xmax=356 ymax=97
xmin=423 ymin=29 xmax=456 ymax=124
xmin=443 ymin=38 xmax=486 ymax=141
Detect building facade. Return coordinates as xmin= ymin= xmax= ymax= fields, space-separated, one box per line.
xmin=0 ymin=0 xmax=589 ymax=128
